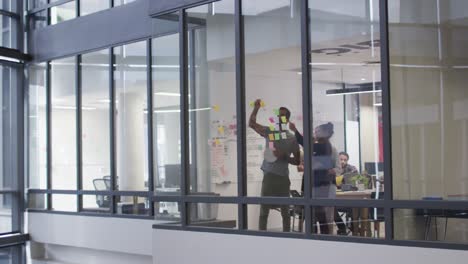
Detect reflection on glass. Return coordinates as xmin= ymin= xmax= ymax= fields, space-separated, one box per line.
xmin=0 ymin=0 xmax=16 ymax=12
xmin=186 ymin=1 xmax=237 ymax=196
xmin=81 ymin=50 xmax=111 ymax=191
xmin=0 ymin=16 xmax=17 ymax=49
xmin=394 ymin=208 xmax=468 ymax=243
xmin=30 ymin=10 xmax=47 ymax=30
xmin=248 ymin=204 xmax=304 ymax=233
xmin=0 ymin=194 xmax=12 ymax=234
xmin=0 ymin=66 xmax=14 ymax=191
xmin=243 ymin=0 xmax=302 ymax=200
xmin=29 ymin=0 xmax=47 ymax=10
xmin=115 ymin=196 xmax=149 ymax=215
xmin=114 ymin=41 xmax=148 ymax=191
xmin=155 ymin=201 xmax=181 ymax=225
xmin=50 ymin=1 xmax=76 ymax=25
xmin=152 ymin=14 xmax=180 ymax=195
xmin=82 ymin=194 xmax=111 ymax=213
xmin=80 ymin=0 xmax=109 ymax=16
xmin=188 ymin=203 xmax=237 ymax=229
xmin=51 ymin=57 xmax=77 ymax=190
xmin=114 ymin=0 xmax=136 ymax=7
xmin=51 ymin=194 xmax=77 ymax=212
xmin=308 ymin=0 xmax=382 ymax=200
xmin=28 ymin=63 xmax=47 ymax=189
xmin=390 ymin=0 xmax=468 ymax=200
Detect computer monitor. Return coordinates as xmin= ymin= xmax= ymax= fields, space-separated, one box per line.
xmin=164 ymin=164 xmax=181 ymax=187
xmin=364 ymin=162 xmax=383 ymax=175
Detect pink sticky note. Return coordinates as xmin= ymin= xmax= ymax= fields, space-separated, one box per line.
xmin=269 ymin=142 xmax=275 ymax=150
xmin=269 ymin=117 xmax=275 ymax=123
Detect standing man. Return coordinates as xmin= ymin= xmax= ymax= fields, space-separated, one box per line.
xmin=249 ymin=99 xmax=300 ymax=232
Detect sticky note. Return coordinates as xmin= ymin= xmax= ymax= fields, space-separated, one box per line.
xmin=269 ymin=117 xmax=275 ymax=123
xmin=215 ymin=139 xmax=220 ymax=145
xmin=269 ymin=125 xmax=275 ymax=131
xmin=275 ymin=133 xmax=280 ymax=141
xmin=249 ymin=102 xmax=254 ymax=107
xmin=258 ymin=145 xmax=263 ymax=150
xmin=281 ymin=116 xmax=287 ymax=123
xmin=260 ymin=101 xmax=266 ymax=107
xmin=273 ymin=109 xmax=279 ymax=115
xmin=268 ymin=134 xmax=275 ymax=141
xmin=281 ymin=132 xmax=287 ymax=139
xmin=218 ymin=126 xmax=225 ymax=134
xmin=269 ymin=142 xmax=275 ymax=150
xmin=213 ymin=105 xmax=220 ymax=112
xmin=275 ymin=124 xmax=280 ymax=131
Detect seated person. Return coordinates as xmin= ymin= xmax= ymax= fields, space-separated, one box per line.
xmin=337 ymin=152 xmax=358 ymax=176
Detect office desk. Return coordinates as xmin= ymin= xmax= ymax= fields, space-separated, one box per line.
xmin=336 ymin=190 xmax=374 ymax=237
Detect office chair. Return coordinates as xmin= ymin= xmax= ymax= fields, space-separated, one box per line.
xmin=93 ymin=178 xmax=111 ymax=208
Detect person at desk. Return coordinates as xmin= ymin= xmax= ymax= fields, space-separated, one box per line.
xmin=337 ymin=152 xmax=358 ymax=175
xmin=335 ymin=152 xmax=358 ymax=235
xmin=289 ymin=121 xmax=339 ymax=234
xmin=249 ymin=99 xmax=300 ymax=232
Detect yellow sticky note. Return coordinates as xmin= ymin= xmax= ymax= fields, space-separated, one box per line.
xmin=269 ymin=125 xmax=275 ymax=131
xmin=215 ymin=139 xmax=220 ymax=145
xmin=213 ymin=105 xmax=220 ymax=112
xmin=260 ymin=101 xmax=266 ymax=107
xmin=249 ymin=102 xmax=254 ymax=107
xmin=218 ymin=126 xmax=225 ymax=134
xmin=268 ymin=134 xmax=275 ymax=141
xmin=281 ymin=116 xmax=287 ymax=123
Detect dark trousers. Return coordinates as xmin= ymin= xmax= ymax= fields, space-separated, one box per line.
xmin=259 ymin=172 xmax=291 ymax=232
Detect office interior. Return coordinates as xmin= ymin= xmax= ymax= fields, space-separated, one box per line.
xmin=23 ymin=1 xmax=468 ymax=262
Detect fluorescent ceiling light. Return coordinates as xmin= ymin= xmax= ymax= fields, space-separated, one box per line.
xmin=153 ymin=107 xmax=212 ymax=114
xmin=326 ymin=86 xmax=381 ymax=96
xmin=154 ymin=92 xmax=180 ymax=97
xmin=53 ymin=105 xmax=97 ymax=110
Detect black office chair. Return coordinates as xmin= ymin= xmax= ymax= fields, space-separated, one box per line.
xmin=93 ymin=178 xmax=111 ymax=208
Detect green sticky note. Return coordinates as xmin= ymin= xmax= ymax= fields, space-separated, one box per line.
xmin=281 ymin=116 xmax=287 ymax=123
xmin=273 ymin=109 xmax=279 ymax=115
xmin=275 ymin=133 xmax=280 ymax=140
xmin=269 ymin=125 xmax=275 ymax=131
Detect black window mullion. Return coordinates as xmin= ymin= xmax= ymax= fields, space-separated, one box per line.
xmin=234 ymin=0 xmax=247 ymax=231
xmin=179 ymin=10 xmax=189 ymax=227
xmin=109 ymin=47 xmax=117 ymax=214
xmin=146 ymin=39 xmax=155 ymax=216
xmin=46 ymin=61 xmax=52 ymax=210
xmin=76 ymin=0 xmax=80 ymax=17
xmin=379 ymin=0 xmax=393 ymax=241
xmin=76 ymin=55 xmax=83 ymax=212
xmin=301 ymin=0 xmax=313 ymax=236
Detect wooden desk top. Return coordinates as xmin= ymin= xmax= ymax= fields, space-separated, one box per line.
xmin=336 ymin=189 xmax=374 ymax=199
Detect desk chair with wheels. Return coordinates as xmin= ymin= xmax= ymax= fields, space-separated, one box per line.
xmin=93 ymin=178 xmax=111 ymax=208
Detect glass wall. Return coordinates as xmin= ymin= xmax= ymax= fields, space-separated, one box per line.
xmin=28 ymin=63 xmax=47 ymax=190
xmin=80 ymin=0 xmax=109 ymax=16
xmin=114 ymin=41 xmax=148 ymax=192
xmin=25 ymin=0 xmax=468 ymax=249
xmin=152 ymin=14 xmax=180 ymax=195
xmin=186 ymin=1 xmax=237 ymax=197
xmin=81 ymin=50 xmax=111 ymax=210
xmin=50 ymin=56 xmax=77 ymax=192
xmin=389 ymin=0 xmax=468 ymax=244
xmin=50 ymin=1 xmax=76 ymax=25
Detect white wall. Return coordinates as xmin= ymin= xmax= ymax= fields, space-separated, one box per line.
xmin=27 ymin=212 xmax=153 ymax=264
xmin=153 ymin=229 xmax=468 ymax=264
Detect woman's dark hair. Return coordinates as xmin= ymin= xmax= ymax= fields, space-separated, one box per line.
xmin=316 ymin=122 xmax=334 ymax=139
xmin=279 ymin=107 xmax=291 ymax=120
